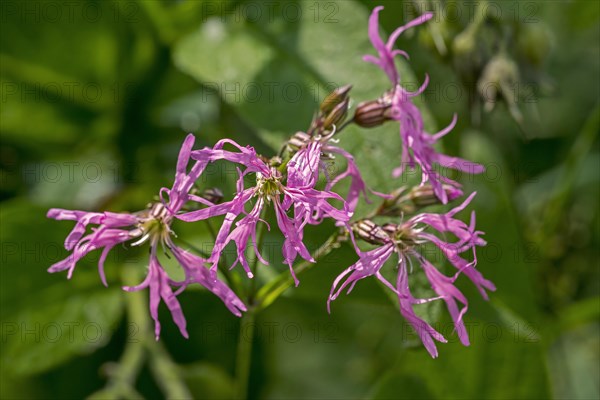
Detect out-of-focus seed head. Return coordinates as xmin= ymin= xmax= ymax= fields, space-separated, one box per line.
xmin=517 ymin=23 xmax=553 ymax=68
xmin=478 ymin=54 xmax=522 ymax=122
xmin=478 ymin=55 xmax=519 ymax=105
xmin=452 ymin=28 xmax=477 ymax=57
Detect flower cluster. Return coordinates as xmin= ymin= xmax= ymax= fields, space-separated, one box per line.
xmin=47 ymin=6 xmax=494 ymax=357
xmin=328 ymin=192 xmax=495 ymax=357
xmin=356 ymin=6 xmax=485 ymax=204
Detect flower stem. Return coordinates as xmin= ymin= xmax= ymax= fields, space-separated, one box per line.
xmin=147 ymin=339 xmax=192 ymax=399
xmin=90 ymin=264 xmax=192 ymax=399
xmin=235 ymin=308 xmax=256 ymax=400
xmin=336 ymin=118 xmax=355 ymax=133
xmin=255 ymin=230 xmax=347 ymax=311
xmin=89 ymin=265 xmax=149 ymax=399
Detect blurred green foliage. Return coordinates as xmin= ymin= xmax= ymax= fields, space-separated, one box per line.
xmin=1 ymin=0 xmax=598 ymax=399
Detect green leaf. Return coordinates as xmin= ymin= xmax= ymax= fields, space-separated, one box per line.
xmin=173 ymin=0 xmax=436 ymax=184
xmin=367 ymin=372 xmax=435 ymax=400
xmin=461 ymin=129 xmax=540 ymax=322
xmin=181 ymin=361 xmax=236 ymax=399
xmin=390 ymin=320 xmax=551 ymax=399
xmin=558 ymin=296 xmax=600 ymax=330
xmin=548 ymin=323 xmax=600 ymax=400
xmin=1 ymin=288 xmax=124 ymax=377
xmin=0 ymin=199 xmax=124 ymax=376
xmin=0 ymin=0 xmax=156 ymax=150
xmin=174 ymin=0 xmax=446 ymax=317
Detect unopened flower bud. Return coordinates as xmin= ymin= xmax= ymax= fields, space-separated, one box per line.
xmin=353 ymin=95 xmax=392 ymax=128
xmin=323 ymin=97 xmax=349 ymax=129
xmin=377 ymin=187 xmax=408 ymax=216
xmin=378 ymin=184 xmax=463 ymax=215
xmin=269 ymin=156 xmax=283 ymax=167
xmin=352 ymin=219 xmax=390 ymax=245
xmin=381 ymin=223 xmax=399 ymax=237
xmin=410 ymin=184 xmax=463 ymax=208
xmin=286 ymin=131 xmax=311 ymax=151
xmin=320 ymin=84 xmax=352 ymax=114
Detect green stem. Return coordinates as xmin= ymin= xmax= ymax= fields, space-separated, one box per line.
xmin=255 ymin=230 xmax=347 ymax=311
xmin=147 ymin=340 xmax=193 ymax=399
xmin=235 ymin=309 xmax=256 ymax=400
xmin=91 ymin=264 xmax=193 ymax=399
xmin=336 ymin=118 xmax=355 ymax=133
xmin=88 ymin=266 xmax=149 ymax=399
xmin=233 ymin=228 xmax=346 ymax=399
xmin=137 ymin=0 xmax=176 ymax=44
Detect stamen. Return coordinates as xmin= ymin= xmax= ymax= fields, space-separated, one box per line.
xmin=131 ymin=233 xmax=151 ymax=247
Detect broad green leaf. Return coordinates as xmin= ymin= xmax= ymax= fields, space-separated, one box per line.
xmin=548 ymin=323 xmax=600 ymax=400
xmin=389 ymin=319 xmax=550 ymax=399
xmin=174 ymin=0 xmax=436 ymax=179
xmin=174 ymin=15 xmax=315 ymax=150
xmin=0 ymin=0 xmax=156 ymax=149
xmin=1 ymin=288 xmax=124 ymax=377
xmin=367 ymin=372 xmax=435 ymax=400
xmin=181 ymin=361 xmax=236 ymax=399
xmin=261 ymin=296 xmax=550 ymax=400
xmin=0 ymin=199 xmax=125 ymax=376
xmin=461 ymin=129 xmax=539 ymax=322
xmin=174 ymin=0 xmax=446 ymax=320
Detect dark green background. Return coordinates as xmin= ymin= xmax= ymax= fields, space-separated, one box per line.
xmin=1 ymin=0 xmax=598 ymax=399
